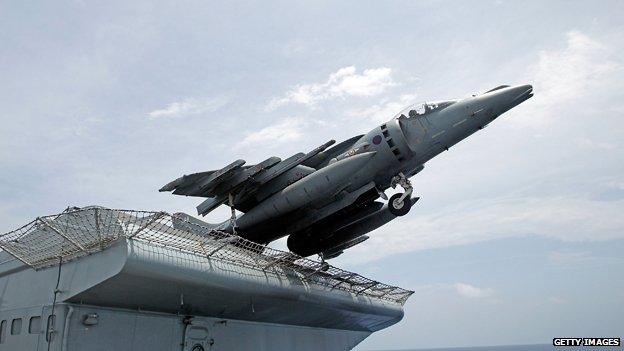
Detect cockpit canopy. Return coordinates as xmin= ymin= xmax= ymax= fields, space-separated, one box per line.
xmin=395 ymin=101 xmax=456 ymax=119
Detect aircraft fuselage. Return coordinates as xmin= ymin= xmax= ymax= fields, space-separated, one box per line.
xmin=161 ymin=84 xmax=534 ymax=257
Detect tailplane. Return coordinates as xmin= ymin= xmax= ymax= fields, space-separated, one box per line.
xmin=172 ymin=212 xmax=229 ymax=235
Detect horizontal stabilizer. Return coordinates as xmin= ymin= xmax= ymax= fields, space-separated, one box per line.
xmin=171 ymin=212 xmax=227 ymax=233
xmin=161 ymin=160 xmax=246 ymax=197
xmin=159 ymin=170 xmax=215 ymax=192
xmin=161 ymin=159 xmax=250 ymax=198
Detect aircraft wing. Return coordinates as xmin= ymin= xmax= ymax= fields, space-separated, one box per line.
xmin=159 ymin=140 xmax=336 ymax=216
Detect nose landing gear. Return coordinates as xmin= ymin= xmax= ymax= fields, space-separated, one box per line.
xmin=389 ymin=173 xmax=414 ymax=216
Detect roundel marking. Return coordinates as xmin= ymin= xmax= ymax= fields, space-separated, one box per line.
xmin=372 ymin=135 xmax=382 ymax=145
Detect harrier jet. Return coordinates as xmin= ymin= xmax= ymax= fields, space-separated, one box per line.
xmin=160 ymin=84 xmax=533 ymax=259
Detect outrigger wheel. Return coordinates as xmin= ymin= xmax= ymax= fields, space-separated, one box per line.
xmin=388 ymin=172 xmax=414 ymax=216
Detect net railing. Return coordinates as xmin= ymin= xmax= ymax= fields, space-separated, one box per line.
xmin=0 ymin=206 xmax=413 ymax=304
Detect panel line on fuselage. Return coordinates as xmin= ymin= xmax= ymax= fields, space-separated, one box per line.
xmin=452 ymin=118 xmax=467 ymax=127
xmin=431 ymin=130 xmax=446 ymax=139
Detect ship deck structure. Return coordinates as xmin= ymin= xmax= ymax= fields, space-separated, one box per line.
xmin=0 ymin=206 xmax=411 ymax=351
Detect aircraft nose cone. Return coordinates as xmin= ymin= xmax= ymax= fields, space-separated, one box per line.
xmin=509 ymin=84 xmax=533 ymax=98
xmin=483 ymin=84 xmax=533 ymax=116
xmin=506 ymin=84 xmax=533 ymax=108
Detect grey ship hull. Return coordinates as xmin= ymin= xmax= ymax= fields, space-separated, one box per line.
xmin=0 ymin=207 xmax=410 ymax=351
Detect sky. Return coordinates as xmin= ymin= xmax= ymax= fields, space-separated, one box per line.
xmin=0 ymin=0 xmax=623 ymax=349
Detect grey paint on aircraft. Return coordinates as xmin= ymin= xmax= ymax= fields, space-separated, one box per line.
xmin=160 ymin=85 xmax=534 ymax=258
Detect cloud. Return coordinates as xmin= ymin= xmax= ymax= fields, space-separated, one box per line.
xmin=330 ymin=31 xmax=624 ymax=265
xmin=574 ymin=137 xmax=617 ymax=151
xmin=454 ymin=283 xmax=494 ymax=299
xmin=513 ymin=30 xmax=622 ymax=128
xmin=236 ymin=117 xmax=305 ymax=148
xmin=341 ymin=195 xmax=624 ymax=265
xmin=549 ymin=296 xmax=566 ymax=304
xmin=548 ymin=250 xmax=593 ymax=265
xmin=341 ymin=30 xmax=623 ymax=131
xmin=266 ymin=66 xmax=396 ymax=110
xmin=412 ymin=283 xmax=494 ymax=299
xmin=346 ymin=93 xmax=417 ymax=124
xmin=148 ymin=97 xmax=228 ymax=119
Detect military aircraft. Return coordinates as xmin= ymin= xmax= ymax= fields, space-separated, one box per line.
xmin=160 ymin=84 xmax=533 ymax=259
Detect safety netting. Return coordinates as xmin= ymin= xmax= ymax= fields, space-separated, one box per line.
xmin=0 ymin=206 xmax=412 ymax=304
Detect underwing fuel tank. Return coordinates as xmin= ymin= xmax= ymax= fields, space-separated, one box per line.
xmin=232 ymin=151 xmax=377 ymax=230
xmin=288 ymin=197 xmax=419 ymax=257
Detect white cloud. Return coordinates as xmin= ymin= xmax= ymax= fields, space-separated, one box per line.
xmin=412 ymin=283 xmax=494 ymax=299
xmin=236 ymin=117 xmax=305 ymax=148
xmin=548 ymin=250 xmax=593 ymax=265
xmin=513 ymin=30 xmax=622 ymax=128
xmin=266 ymin=66 xmax=396 ymax=110
xmin=148 ymin=97 xmax=228 ymax=119
xmin=454 ymin=283 xmax=494 ymax=299
xmin=331 ymin=31 xmax=624 ymax=265
xmin=574 ymin=137 xmax=617 ymax=151
xmin=342 ymin=31 xmax=623 ymax=130
xmin=607 ymin=181 xmax=624 ymax=191
xmin=549 ymin=296 xmax=566 ymax=304
xmin=347 ymin=93 xmax=417 ymax=124
xmin=341 ymin=195 xmax=624 ymax=265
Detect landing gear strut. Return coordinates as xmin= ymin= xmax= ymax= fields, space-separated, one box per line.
xmin=388 ymin=172 xmax=413 ymax=216
xmin=228 ymin=193 xmax=238 ymax=235
xmin=317 ymin=253 xmax=330 ymax=271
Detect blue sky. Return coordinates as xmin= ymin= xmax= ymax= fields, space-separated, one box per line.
xmin=1 ymin=1 xmax=623 ymax=349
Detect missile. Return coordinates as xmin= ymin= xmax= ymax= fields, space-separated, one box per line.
xmin=231 ymin=151 xmax=377 ymax=230
xmin=288 ymin=196 xmax=419 ymax=256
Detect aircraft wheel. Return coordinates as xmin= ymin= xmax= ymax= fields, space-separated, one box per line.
xmin=389 ymin=193 xmax=412 ymax=216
